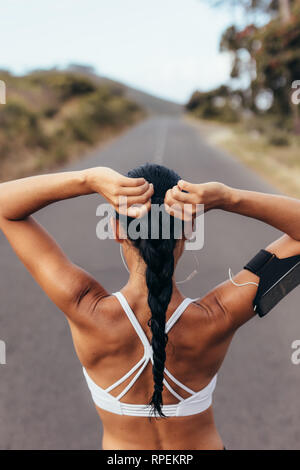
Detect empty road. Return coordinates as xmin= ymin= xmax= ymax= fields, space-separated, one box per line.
xmin=0 ymin=115 xmax=300 ymax=449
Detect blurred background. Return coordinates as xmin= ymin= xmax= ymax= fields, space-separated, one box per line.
xmin=0 ymin=0 xmax=299 ymax=193
xmin=0 ymin=0 xmax=300 ymax=450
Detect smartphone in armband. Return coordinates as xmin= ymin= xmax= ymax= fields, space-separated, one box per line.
xmin=244 ymin=250 xmax=300 ymax=317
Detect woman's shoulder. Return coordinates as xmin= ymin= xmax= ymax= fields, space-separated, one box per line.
xmin=185 ymin=288 xmax=236 ymax=340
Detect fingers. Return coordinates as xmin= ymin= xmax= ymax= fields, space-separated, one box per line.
xmin=171 ymin=185 xmax=199 ymax=203
xmin=115 ymin=178 xmax=201 ymax=220
xmin=164 ymin=184 xmax=199 ymax=221
xmin=164 ymin=189 xmax=180 ymax=208
xmin=165 ymin=201 xmax=196 ymax=221
xmin=118 ymin=198 xmax=151 ymax=218
xmin=116 ymin=183 xmax=154 ymax=218
xmin=127 ymin=199 xmax=151 ymax=218
xmin=164 ymin=202 xmax=186 ymax=220
xmin=164 ymin=186 xmax=197 ymax=207
xmin=177 ymin=179 xmax=197 ymax=192
xmin=120 ymin=176 xmax=146 ymax=187
xmin=125 ymin=183 xmax=154 ymax=206
xmin=119 ymin=180 xmax=150 ymax=196
xmin=164 ymin=190 xmax=187 ymax=220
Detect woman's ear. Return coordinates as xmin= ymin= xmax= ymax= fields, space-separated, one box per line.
xmin=110 ymin=216 xmax=126 ymax=243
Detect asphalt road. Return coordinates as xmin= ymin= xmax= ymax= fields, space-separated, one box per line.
xmin=0 ymin=115 xmax=300 ymax=450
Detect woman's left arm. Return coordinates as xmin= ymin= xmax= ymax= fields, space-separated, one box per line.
xmin=0 ymin=167 xmax=153 ymax=324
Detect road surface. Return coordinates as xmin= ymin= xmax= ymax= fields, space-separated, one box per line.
xmin=0 ymin=116 xmax=300 ymax=450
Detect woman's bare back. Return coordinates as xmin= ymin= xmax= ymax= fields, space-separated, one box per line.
xmin=69 ymin=287 xmax=234 ymax=449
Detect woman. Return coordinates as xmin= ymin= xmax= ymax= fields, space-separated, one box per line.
xmin=0 ymin=162 xmax=300 ymax=450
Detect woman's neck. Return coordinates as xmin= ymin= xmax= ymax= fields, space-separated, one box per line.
xmin=124 ymin=271 xmax=181 ymax=299
xmin=121 ymin=246 xmax=182 ymax=298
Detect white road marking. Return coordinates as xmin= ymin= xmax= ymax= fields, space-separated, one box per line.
xmin=153 ymin=119 xmax=168 ymax=164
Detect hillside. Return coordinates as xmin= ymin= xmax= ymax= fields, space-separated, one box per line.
xmin=0 ymin=69 xmax=146 ymax=181
xmin=66 ymin=65 xmax=183 ymax=116
xmin=0 ymin=67 xmax=183 ymax=182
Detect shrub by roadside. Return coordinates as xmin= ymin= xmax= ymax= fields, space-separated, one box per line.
xmin=0 ymin=70 xmax=144 ymax=181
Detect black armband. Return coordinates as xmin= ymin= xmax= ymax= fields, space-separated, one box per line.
xmin=244 ymin=249 xmax=300 ymax=317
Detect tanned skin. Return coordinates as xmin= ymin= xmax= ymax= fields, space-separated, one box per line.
xmin=1 ymin=168 xmax=300 ymax=450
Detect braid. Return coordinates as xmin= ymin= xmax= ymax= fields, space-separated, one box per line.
xmin=117 ymin=163 xmax=183 ymax=418
xmin=138 ymin=238 xmax=177 ymax=417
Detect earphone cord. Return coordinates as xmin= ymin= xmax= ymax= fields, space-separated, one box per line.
xmin=120 ymin=245 xmax=200 ymax=285
xmin=120 ymin=247 xmax=259 ymax=292
xmin=120 ymin=244 xmax=130 ymax=274
xmin=177 ymin=253 xmax=200 ymax=284
xmin=228 ymin=268 xmax=259 ymax=287
xmin=228 ymin=268 xmax=259 ymax=312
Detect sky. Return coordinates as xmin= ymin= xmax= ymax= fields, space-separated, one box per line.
xmin=0 ymin=0 xmax=237 ymax=103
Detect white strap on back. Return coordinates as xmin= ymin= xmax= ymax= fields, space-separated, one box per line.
xmin=164 ymin=368 xmax=196 ymax=395
xmin=104 ymin=355 xmax=146 ymax=393
xmin=113 ymin=292 xmax=151 ymax=353
xmin=165 ymin=297 xmax=196 ymax=333
xmin=163 ymin=377 xmax=184 ymax=401
xmin=114 ymin=292 xmax=195 ymax=337
xmin=112 ymin=292 xmax=197 ymax=402
xmin=116 ymin=358 xmax=149 ymax=400
xmin=83 ymin=294 xmax=217 ymax=416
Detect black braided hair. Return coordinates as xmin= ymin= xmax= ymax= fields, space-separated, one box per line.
xmin=116 ymin=163 xmax=182 ymax=418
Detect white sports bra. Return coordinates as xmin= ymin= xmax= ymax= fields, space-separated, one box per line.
xmin=82 ymin=291 xmax=217 ymax=417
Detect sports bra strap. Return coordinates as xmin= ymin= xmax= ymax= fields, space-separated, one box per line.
xmin=114 ymin=292 xmax=195 ymax=338
xmin=113 ymin=292 xmax=151 ymax=352
xmin=165 ymin=297 xmax=195 ymax=333
xmin=104 ymin=355 xmax=146 ymax=393
xmin=164 ymin=368 xmax=196 ymax=395
xmin=111 ymin=292 xmax=197 ymax=402
xmin=83 ymin=293 xmax=218 ymax=414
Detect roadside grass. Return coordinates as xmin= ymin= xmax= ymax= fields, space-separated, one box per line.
xmin=0 ymin=70 xmax=144 ymax=181
xmin=186 ymin=115 xmax=300 ymax=199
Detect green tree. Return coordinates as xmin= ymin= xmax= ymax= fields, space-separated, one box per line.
xmin=204 ymin=0 xmax=293 ymax=18
xmin=202 ymin=0 xmax=300 ymax=130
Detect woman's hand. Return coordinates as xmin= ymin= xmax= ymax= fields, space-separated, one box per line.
xmin=164 ymin=179 xmax=230 ymax=220
xmin=86 ymin=167 xmax=154 ymax=218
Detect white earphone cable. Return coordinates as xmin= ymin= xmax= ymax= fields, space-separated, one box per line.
xmin=228 ymin=268 xmax=259 ymax=287
xmin=120 ymin=245 xmax=200 ymax=285
xmin=120 ymin=245 xmax=130 ymax=274
xmin=228 ymin=268 xmax=258 ymax=312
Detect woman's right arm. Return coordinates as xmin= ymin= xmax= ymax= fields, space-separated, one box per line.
xmin=166 ymin=181 xmax=300 ymax=328
xmin=0 ymin=167 xmax=152 ymax=324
